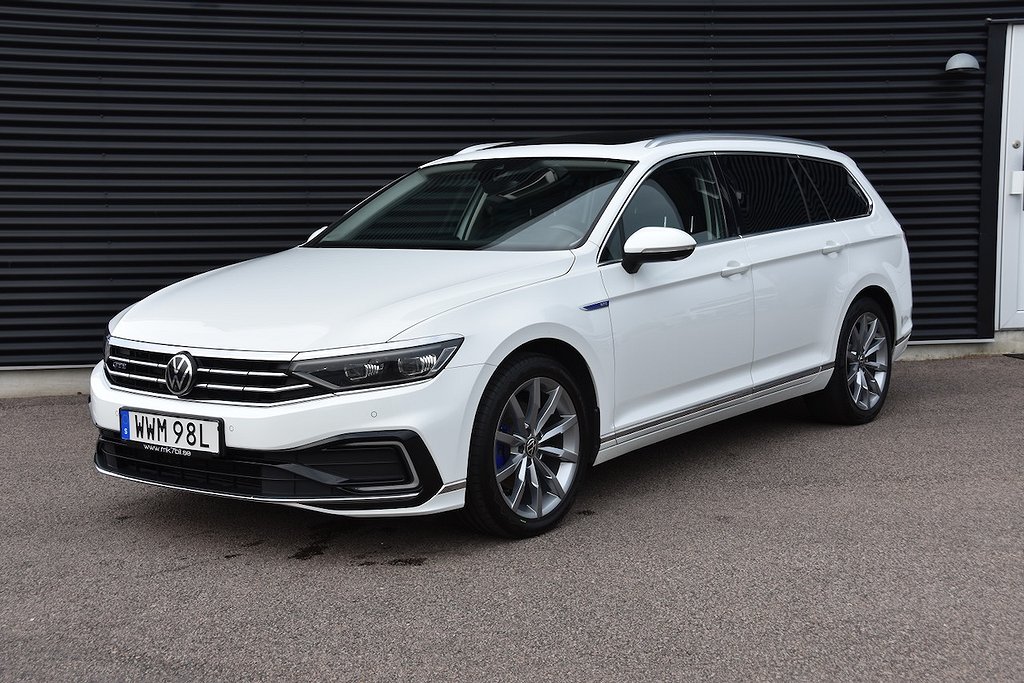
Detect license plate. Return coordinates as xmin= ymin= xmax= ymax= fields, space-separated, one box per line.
xmin=119 ymin=408 xmax=222 ymax=457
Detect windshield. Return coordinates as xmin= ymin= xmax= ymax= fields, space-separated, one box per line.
xmin=313 ymin=158 xmax=632 ymax=250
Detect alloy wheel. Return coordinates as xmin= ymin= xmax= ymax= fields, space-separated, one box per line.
xmin=493 ymin=377 xmax=580 ymax=519
xmin=845 ymin=311 xmax=889 ymax=411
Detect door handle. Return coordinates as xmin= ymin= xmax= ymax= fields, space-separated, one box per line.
xmin=720 ymin=261 xmax=750 ymax=277
xmin=822 ymin=240 xmax=845 ymax=255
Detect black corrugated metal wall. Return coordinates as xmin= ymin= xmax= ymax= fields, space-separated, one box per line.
xmin=1 ymin=0 xmax=1018 ymax=366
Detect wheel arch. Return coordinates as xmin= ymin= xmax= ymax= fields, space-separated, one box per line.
xmin=475 ymin=333 xmax=605 ymax=467
xmin=854 ymin=285 xmax=897 ymax=340
xmin=829 ymin=275 xmax=903 ymax=365
xmin=506 ymin=337 xmax=600 ymax=423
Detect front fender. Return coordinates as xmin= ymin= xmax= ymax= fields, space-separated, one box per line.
xmin=391 ymin=267 xmax=615 ymax=441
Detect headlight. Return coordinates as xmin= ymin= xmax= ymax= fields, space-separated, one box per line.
xmin=290 ymin=337 xmax=463 ymax=392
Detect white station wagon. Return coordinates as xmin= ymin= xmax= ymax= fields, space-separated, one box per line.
xmin=91 ymin=132 xmax=913 ymax=537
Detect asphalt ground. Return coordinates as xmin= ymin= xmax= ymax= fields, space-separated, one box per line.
xmin=0 ymin=356 xmax=1022 ymax=682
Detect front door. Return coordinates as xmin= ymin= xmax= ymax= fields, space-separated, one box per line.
xmin=599 ymin=155 xmax=754 ymax=437
xmin=1000 ymin=24 xmax=1024 ymax=329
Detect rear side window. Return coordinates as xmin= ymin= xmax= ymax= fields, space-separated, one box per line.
xmin=799 ymin=158 xmax=871 ymax=221
xmin=714 ymin=154 xmax=825 ymax=234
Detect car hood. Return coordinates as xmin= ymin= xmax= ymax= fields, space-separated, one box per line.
xmin=112 ymin=247 xmax=575 ymax=353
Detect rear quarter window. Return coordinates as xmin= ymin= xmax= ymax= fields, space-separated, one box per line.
xmin=799 ymin=158 xmax=872 ymax=221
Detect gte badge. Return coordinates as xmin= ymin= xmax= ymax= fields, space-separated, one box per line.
xmin=165 ymin=352 xmax=196 ymax=396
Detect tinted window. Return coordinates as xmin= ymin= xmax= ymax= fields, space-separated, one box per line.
xmin=792 ymin=161 xmax=831 ymax=224
xmin=800 ymin=158 xmax=871 ymax=221
xmin=602 ymin=156 xmax=729 ymax=261
xmin=715 ymin=154 xmax=818 ymax=233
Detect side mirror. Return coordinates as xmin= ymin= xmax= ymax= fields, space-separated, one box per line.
xmin=302 ymin=225 xmax=330 ymax=246
xmin=621 ymin=227 xmax=697 ymax=274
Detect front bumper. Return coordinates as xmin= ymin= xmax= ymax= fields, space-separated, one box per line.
xmin=89 ymin=361 xmax=487 ymax=516
xmin=95 ymin=428 xmax=442 ymax=509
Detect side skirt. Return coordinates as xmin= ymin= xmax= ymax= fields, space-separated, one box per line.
xmin=593 ymin=366 xmax=833 ymax=465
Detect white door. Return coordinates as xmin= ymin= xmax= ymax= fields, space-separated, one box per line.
xmin=1000 ymin=24 xmax=1024 ymax=329
xmin=714 ymin=153 xmax=852 ymax=385
xmin=599 ymin=156 xmax=754 ymax=436
xmin=744 ymin=222 xmax=851 ymax=384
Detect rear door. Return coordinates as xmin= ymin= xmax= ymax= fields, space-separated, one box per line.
xmin=714 ymin=153 xmax=851 ymax=386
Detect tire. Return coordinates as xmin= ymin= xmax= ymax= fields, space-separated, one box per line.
xmin=807 ymin=298 xmax=893 ymax=425
xmin=460 ymin=353 xmax=595 ymax=538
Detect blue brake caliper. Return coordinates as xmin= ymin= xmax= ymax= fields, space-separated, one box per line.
xmin=495 ymin=423 xmax=512 ymax=470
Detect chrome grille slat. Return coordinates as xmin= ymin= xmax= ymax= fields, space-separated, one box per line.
xmin=196 ymin=383 xmax=244 ymax=392
xmin=197 ymin=368 xmax=289 ymax=378
xmin=109 ymin=355 xmax=164 ymax=370
xmin=105 ymin=343 xmax=330 ymax=404
xmin=108 ymin=369 xmax=166 ymax=385
xmin=194 ymin=383 xmax=313 ymax=394
xmin=197 ymin=367 xmax=248 ymax=377
xmin=243 ymin=383 xmax=313 ymax=394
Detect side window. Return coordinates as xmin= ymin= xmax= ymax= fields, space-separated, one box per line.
xmin=715 ymin=154 xmax=823 ymax=234
xmin=799 ymin=158 xmax=871 ymax=221
xmin=792 ymin=160 xmax=831 ymax=224
xmin=601 ymin=156 xmax=729 ymax=262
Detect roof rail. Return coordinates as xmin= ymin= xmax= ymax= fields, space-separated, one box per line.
xmin=455 ymin=141 xmax=511 ymax=155
xmin=646 ymin=133 xmax=829 ymax=149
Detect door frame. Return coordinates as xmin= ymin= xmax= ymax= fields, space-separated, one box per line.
xmin=979 ymin=22 xmax=1008 ymax=337
xmin=984 ymin=20 xmax=1024 ymax=332
xmin=993 ymin=21 xmax=1024 ymax=329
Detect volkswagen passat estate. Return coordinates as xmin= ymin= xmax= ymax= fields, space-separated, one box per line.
xmin=91 ymin=132 xmax=913 ymax=537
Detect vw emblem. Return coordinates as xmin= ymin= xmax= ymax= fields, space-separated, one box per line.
xmin=165 ymin=352 xmax=196 ymax=396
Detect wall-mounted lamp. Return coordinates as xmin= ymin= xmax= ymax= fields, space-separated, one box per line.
xmin=944 ymin=53 xmax=982 ymax=74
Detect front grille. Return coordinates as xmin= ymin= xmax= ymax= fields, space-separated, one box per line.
xmin=105 ymin=343 xmax=331 ymax=404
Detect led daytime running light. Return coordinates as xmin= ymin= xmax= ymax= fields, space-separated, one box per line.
xmin=290 ymin=338 xmax=462 ymax=392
